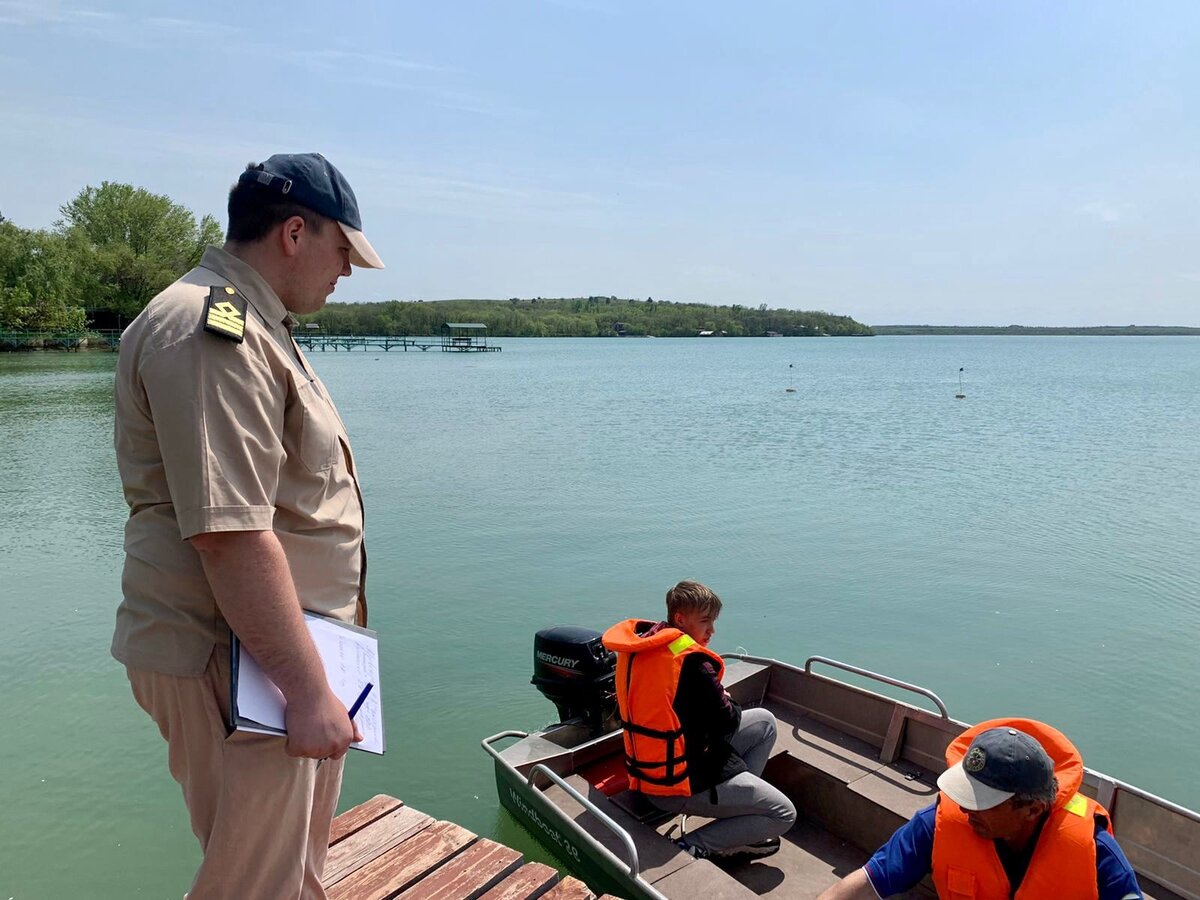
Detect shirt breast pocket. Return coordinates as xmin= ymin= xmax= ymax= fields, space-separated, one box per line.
xmin=295 ymin=380 xmax=338 ymax=474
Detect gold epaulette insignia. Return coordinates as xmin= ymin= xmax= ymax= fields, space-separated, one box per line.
xmin=203 ymin=286 xmax=248 ymax=342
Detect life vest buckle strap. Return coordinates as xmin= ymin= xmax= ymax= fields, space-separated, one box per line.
xmin=626 ymin=755 xmax=688 ymax=774
xmin=620 ymin=718 xmax=685 ymax=740
xmin=627 ymin=765 xmax=689 ymax=786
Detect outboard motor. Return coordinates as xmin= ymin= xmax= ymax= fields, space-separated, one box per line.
xmin=532 ymin=625 xmax=617 ymax=735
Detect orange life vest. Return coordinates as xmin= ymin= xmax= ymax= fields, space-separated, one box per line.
xmin=932 ymin=718 xmax=1113 ymax=900
xmin=601 ymin=619 xmax=725 ymax=797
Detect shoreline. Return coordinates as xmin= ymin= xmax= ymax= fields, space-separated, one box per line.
xmin=7 ymin=327 xmax=1200 ymax=354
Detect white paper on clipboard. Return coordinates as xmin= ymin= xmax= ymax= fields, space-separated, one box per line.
xmin=232 ymin=613 xmax=384 ymax=755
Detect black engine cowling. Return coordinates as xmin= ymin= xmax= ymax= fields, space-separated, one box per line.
xmin=531 ymin=625 xmax=617 ymax=734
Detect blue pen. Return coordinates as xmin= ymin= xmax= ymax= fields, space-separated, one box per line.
xmin=317 ymin=682 xmax=374 ymax=770
xmin=347 ymin=682 xmax=374 ymax=720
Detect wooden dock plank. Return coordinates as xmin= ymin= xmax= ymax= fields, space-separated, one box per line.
xmin=327 ymin=821 xmax=476 ymax=900
xmin=476 ymin=862 xmax=560 ymax=900
xmin=538 ymin=876 xmax=595 ymax=900
xmin=325 ymin=795 xmax=600 ymax=900
xmin=331 ymin=795 xmax=405 ymax=846
xmin=324 ymin=805 xmax=435 ymax=888
xmin=393 ymin=838 xmax=525 ymax=900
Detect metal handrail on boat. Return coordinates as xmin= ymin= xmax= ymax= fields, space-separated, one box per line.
xmin=526 ymin=763 xmax=642 ymax=880
xmin=803 ymin=656 xmax=950 ymax=719
xmin=481 ymin=729 xmax=531 ymax=751
xmin=723 ymin=651 xmax=951 ymax=720
xmin=481 ymin=731 xmax=659 ymax=894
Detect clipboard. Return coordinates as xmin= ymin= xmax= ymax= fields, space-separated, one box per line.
xmin=229 ymin=612 xmax=385 ymax=755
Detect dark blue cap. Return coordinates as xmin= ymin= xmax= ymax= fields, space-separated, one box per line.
xmin=937 ymin=727 xmax=1055 ymax=810
xmin=237 ymin=153 xmax=383 ymax=268
xmin=967 ymin=727 xmax=1054 ymax=791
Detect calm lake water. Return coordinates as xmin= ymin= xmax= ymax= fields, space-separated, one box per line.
xmin=3 ymin=336 xmax=1199 ymax=898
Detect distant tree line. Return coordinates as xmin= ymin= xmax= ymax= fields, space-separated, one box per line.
xmin=1 ymin=184 xmax=872 ymax=338
xmin=872 ymin=325 xmax=1200 ymax=336
xmin=301 ymin=297 xmax=873 ymax=338
xmin=0 ymin=183 xmax=221 ymax=331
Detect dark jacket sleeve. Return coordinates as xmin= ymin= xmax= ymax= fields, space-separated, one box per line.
xmin=673 ymin=655 xmax=747 ymax=792
xmin=677 ymin=656 xmax=741 ymax=736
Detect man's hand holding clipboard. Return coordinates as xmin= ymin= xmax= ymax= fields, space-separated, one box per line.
xmin=316 ymin=683 xmax=373 ymax=769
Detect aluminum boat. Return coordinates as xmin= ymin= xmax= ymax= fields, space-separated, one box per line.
xmin=482 ymin=627 xmax=1200 ymax=899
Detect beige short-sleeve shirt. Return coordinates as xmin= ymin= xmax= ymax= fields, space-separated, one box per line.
xmin=112 ymin=246 xmax=366 ymax=676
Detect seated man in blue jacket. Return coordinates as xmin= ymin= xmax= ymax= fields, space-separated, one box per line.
xmin=816 ymin=720 xmax=1142 ymax=900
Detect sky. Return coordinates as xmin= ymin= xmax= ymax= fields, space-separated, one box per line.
xmin=2 ymin=0 xmax=1198 ymax=326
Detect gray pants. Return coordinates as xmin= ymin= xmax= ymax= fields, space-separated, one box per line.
xmin=648 ymin=707 xmax=797 ymax=855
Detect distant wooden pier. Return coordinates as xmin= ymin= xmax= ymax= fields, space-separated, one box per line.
xmin=441 ymin=322 xmax=501 ymax=352
xmin=325 ymin=793 xmax=611 ymax=899
xmin=294 ymin=335 xmax=445 ymax=352
xmin=0 ymin=329 xmax=504 ymax=354
xmin=294 ymin=326 xmax=502 ymax=353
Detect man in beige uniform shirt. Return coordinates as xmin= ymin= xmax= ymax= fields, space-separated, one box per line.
xmin=113 ymin=153 xmax=384 ymax=899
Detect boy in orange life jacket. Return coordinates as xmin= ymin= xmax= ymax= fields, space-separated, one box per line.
xmin=815 ymin=719 xmax=1142 ymax=900
xmin=602 ymin=580 xmax=797 ymax=859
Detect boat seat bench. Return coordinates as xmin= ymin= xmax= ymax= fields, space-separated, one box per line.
xmin=763 ymin=699 xmax=938 ymax=855
xmin=726 ymin=657 xmax=939 ymax=843
xmin=609 ymin=789 xmax=679 ymax=828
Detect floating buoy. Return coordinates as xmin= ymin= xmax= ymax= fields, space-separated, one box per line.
xmin=955 ymin=366 xmax=966 ymax=399
xmin=785 ymin=387 xmax=797 ymax=393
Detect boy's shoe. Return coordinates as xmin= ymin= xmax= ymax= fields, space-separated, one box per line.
xmin=724 ymin=836 xmax=781 ymax=860
xmin=674 ymin=838 xmax=710 ymax=859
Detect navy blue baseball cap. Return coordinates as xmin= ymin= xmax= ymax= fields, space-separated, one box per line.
xmin=937 ymin=727 xmax=1055 ymax=810
xmin=238 ymin=153 xmax=384 ymax=269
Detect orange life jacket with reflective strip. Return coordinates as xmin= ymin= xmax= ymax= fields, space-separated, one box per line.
xmin=601 ymin=619 xmax=725 ymax=797
xmin=932 ymin=718 xmax=1112 ymax=900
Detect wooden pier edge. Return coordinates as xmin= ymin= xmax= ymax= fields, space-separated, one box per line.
xmin=294 ymin=334 xmax=502 ymax=353
xmin=325 ymin=793 xmax=616 ymax=900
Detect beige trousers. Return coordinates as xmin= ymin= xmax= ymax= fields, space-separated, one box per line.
xmin=127 ymin=649 xmax=345 ymax=900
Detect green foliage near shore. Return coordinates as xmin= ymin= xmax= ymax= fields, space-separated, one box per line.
xmin=0 ymin=184 xmax=220 ymax=331
xmin=302 ymin=297 xmax=873 ymax=337
xmin=872 ymin=325 xmax=1200 ymax=335
xmin=0 ymin=217 xmax=86 ymax=331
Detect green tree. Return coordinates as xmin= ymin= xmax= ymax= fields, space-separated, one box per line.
xmin=57 ymin=182 xmax=222 ymax=317
xmin=0 ymin=220 xmax=86 ymax=331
